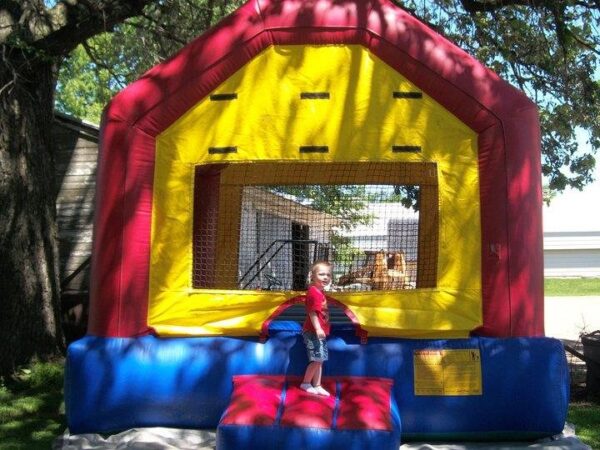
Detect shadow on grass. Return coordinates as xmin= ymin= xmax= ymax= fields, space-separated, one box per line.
xmin=0 ymin=360 xmax=66 ymax=450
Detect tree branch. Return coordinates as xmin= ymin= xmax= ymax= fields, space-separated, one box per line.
xmin=81 ymin=40 xmax=127 ymax=89
xmin=0 ymin=1 xmax=23 ymax=43
xmin=125 ymin=12 xmax=187 ymax=46
xmin=461 ymin=0 xmax=599 ymax=13
xmin=32 ymin=0 xmax=157 ymax=57
xmin=566 ymin=26 xmax=600 ymax=55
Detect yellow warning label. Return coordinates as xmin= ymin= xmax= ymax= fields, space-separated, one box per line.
xmin=414 ymin=349 xmax=482 ymax=396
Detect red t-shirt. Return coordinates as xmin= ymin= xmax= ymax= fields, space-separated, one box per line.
xmin=302 ymin=285 xmax=330 ymax=335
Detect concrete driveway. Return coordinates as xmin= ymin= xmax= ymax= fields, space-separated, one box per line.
xmin=544 ymin=296 xmax=600 ymax=341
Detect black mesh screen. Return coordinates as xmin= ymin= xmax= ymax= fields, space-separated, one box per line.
xmin=237 ymin=185 xmax=419 ymax=292
xmin=192 ymin=162 xmax=438 ymax=291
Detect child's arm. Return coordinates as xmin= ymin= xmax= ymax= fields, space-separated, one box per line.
xmin=309 ymin=311 xmax=326 ymax=339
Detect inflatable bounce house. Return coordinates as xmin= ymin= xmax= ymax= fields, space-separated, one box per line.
xmin=65 ymin=0 xmax=570 ymax=447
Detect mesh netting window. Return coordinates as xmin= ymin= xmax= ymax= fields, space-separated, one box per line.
xmin=238 ymin=185 xmax=419 ymax=292
xmin=193 ymin=163 xmax=438 ymax=291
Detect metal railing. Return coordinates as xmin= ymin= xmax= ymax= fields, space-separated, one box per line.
xmin=239 ymin=239 xmax=319 ymax=289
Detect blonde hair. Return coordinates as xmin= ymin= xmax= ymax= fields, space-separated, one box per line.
xmin=308 ymin=260 xmax=332 ymax=283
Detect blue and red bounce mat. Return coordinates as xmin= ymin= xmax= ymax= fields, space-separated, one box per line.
xmin=65 ymin=323 xmax=569 ymax=447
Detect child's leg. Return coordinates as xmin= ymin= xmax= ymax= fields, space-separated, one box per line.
xmin=302 ymin=361 xmax=321 ymax=385
xmin=310 ymin=363 xmax=330 ymax=396
xmin=301 ymin=362 xmax=329 ymax=396
xmin=311 ymin=362 xmax=322 ymax=387
xmin=301 ymin=333 xmax=328 ymax=394
xmin=300 ymin=362 xmax=320 ymax=393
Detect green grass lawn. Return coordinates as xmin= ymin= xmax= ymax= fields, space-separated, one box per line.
xmin=545 ymin=277 xmax=600 ymax=296
xmin=0 ymin=361 xmax=65 ymax=450
xmin=567 ymin=401 xmax=600 ymax=449
xmin=1 ymin=360 xmax=599 ymax=449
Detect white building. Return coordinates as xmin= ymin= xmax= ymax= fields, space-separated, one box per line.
xmin=343 ymin=193 xmax=600 ymax=279
xmin=342 ymin=202 xmax=419 ymax=256
xmin=238 ymin=187 xmax=339 ymax=290
xmin=543 ymin=179 xmax=600 ymax=278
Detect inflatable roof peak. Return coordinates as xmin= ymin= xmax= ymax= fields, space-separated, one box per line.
xmin=105 ymin=0 xmax=534 ymax=133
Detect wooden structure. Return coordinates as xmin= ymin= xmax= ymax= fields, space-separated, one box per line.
xmin=52 ymin=112 xmax=98 ymax=339
xmin=338 ymin=251 xmax=411 ymax=290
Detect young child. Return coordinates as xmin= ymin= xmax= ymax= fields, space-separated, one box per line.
xmin=300 ymin=261 xmax=332 ymax=396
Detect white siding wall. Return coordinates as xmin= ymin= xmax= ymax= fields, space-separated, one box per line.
xmin=543 ymin=231 xmax=600 ymax=277
xmin=257 ymin=211 xmax=293 ymax=289
xmin=544 ymin=249 xmax=600 ymax=277
xmin=238 ymin=198 xmax=260 ymax=288
xmin=238 ymin=191 xmax=334 ymax=290
xmin=238 ymin=201 xmax=292 ymax=289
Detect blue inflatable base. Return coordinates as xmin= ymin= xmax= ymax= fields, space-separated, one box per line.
xmin=217 ymin=425 xmax=402 ymax=450
xmin=65 ymin=323 xmax=569 ymax=441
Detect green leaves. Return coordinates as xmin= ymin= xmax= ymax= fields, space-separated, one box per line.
xmin=269 ymin=185 xmax=375 ymax=230
xmin=54 ymin=0 xmax=600 ymax=193
xmin=55 ymin=0 xmax=245 ymax=123
xmin=401 ymin=0 xmax=599 ymax=193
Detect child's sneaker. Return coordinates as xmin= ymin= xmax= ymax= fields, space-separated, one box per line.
xmin=300 ymin=383 xmax=318 ymax=394
xmin=313 ymin=385 xmax=330 ymax=397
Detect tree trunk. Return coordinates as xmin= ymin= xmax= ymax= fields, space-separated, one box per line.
xmin=0 ymin=53 xmax=64 ymax=378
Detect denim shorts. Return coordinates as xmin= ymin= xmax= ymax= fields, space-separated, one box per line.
xmin=302 ymin=331 xmax=328 ymax=362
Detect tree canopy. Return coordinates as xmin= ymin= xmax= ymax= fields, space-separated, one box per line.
xmin=55 ymin=0 xmax=244 ymax=122
xmin=401 ymin=0 xmax=600 ymax=192
xmin=55 ymin=0 xmax=599 ymax=194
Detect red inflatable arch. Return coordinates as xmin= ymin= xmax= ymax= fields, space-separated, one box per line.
xmin=89 ymin=0 xmax=543 ymax=338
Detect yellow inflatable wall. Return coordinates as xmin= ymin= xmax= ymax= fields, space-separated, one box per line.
xmin=148 ymin=45 xmax=481 ymax=338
